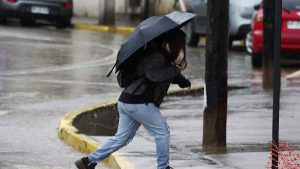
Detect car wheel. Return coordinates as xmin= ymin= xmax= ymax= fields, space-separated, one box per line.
xmin=228 ymin=38 xmax=233 ymax=50
xmin=187 ymin=32 xmax=200 ymax=47
xmin=56 ymin=19 xmax=71 ymax=29
xmin=251 ymin=53 xmax=262 ymax=68
xmin=245 ymin=31 xmax=253 ymax=54
xmin=0 ymin=17 xmax=7 ymax=24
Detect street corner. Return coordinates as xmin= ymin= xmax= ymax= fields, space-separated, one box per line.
xmin=58 ymin=86 xmax=206 ymax=169
xmin=58 ymin=100 xmax=135 ymax=169
xmin=57 ymin=84 xmax=245 ymax=169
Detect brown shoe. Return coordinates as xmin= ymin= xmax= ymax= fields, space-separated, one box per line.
xmin=75 ymin=157 xmax=97 ymax=169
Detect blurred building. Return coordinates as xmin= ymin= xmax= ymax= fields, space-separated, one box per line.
xmin=73 ymin=0 xmax=180 ymax=19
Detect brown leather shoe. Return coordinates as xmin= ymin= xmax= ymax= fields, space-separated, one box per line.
xmin=75 ymin=157 xmax=97 ymax=169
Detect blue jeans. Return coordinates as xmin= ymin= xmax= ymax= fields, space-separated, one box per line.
xmin=88 ymin=102 xmax=170 ymax=169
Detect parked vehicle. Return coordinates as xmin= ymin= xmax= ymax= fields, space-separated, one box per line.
xmin=187 ymin=0 xmax=261 ymax=48
xmin=250 ymin=0 xmax=300 ymax=67
xmin=0 ymin=0 xmax=73 ymax=27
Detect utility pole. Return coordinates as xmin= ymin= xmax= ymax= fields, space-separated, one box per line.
xmin=99 ymin=0 xmax=115 ymax=25
xmin=203 ymin=0 xmax=229 ymax=153
xmin=262 ymin=0 xmax=275 ymax=90
xmin=272 ymin=0 xmax=282 ymax=168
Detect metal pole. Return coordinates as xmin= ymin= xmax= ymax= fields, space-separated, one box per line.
xmin=272 ymin=0 xmax=282 ymax=168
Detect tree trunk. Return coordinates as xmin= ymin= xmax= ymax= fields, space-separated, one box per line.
xmin=203 ymin=0 xmax=229 ymax=153
xmin=262 ymin=0 xmax=275 ymax=90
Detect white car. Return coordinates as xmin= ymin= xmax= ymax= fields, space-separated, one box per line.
xmin=187 ymin=0 xmax=261 ymax=48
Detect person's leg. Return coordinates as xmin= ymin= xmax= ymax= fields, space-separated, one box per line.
xmin=128 ymin=103 xmax=170 ymax=169
xmin=87 ymin=102 xmax=141 ymax=163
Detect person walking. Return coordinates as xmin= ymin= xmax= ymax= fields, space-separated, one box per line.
xmin=75 ymin=28 xmax=191 ymax=169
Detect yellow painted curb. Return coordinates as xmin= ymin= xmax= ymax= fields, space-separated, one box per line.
xmin=168 ymin=84 xmax=204 ymax=96
xmin=74 ymin=24 xmax=135 ymax=35
xmin=58 ymin=100 xmax=135 ymax=169
xmin=286 ymin=69 xmax=300 ymax=80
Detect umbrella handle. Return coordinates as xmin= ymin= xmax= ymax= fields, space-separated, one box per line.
xmin=106 ymin=63 xmax=116 ymax=77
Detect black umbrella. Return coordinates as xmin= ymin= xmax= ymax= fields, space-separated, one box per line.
xmin=106 ymin=11 xmax=196 ymax=77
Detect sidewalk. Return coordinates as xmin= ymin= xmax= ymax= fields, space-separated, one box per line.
xmin=59 ymin=82 xmax=300 ymax=169
xmin=65 ymin=17 xmax=300 ymax=169
xmin=89 ymin=85 xmax=300 ymax=169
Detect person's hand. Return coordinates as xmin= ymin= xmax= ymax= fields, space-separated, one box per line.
xmin=178 ymin=78 xmax=191 ymax=89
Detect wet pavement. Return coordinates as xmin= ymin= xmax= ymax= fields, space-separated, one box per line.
xmin=92 ymin=85 xmax=300 ymax=169
xmin=0 ymin=20 xmax=300 ymax=169
xmin=0 ymin=22 xmax=124 ymax=169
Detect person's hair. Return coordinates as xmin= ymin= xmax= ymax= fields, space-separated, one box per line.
xmin=164 ymin=29 xmax=187 ymax=70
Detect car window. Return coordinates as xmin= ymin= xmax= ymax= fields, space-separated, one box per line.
xmin=283 ymin=0 xmax=300 ymax=11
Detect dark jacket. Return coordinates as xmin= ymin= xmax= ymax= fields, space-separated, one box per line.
xmin=118 ymin=50 xmax=188 ymax=107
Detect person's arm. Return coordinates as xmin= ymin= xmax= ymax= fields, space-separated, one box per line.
xmin=144 ymin=52 xmax=180 ymax=82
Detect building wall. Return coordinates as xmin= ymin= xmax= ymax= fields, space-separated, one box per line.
xmin=72 ymin=0 xmax=178 ymax=18
xmin=115 ymin=0 xmax=126 ymax=13
xmin=73 ymin=0 xmax=99 ymax=17
xmin=154 ymin=0 xmax=176 ymax=15
xmin=73 ymin=0 xmax=126 ymax=18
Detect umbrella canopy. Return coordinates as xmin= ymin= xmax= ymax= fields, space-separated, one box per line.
xmin=106 ymin=11 xmax=196 ymax=77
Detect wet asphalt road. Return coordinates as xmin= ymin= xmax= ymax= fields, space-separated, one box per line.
xmin=0 ymin=22 xmax=299 ymax=169
xmin=0 ymin=23 xmax=126 ymax=169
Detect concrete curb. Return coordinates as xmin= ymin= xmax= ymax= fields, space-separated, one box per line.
xmin=73 ymin=24 xmax=135 ymax=35
xmin=58 ymin=101 xmax=134 ymax=169
xmin=58 ymin=83 xmax=243 ymax=169
xmin=285 ymin=69 xmax=300 ymax=80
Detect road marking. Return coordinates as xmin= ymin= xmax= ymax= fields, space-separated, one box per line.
xmin=8 ymin=92 xmax=39 ymax=98
xmin=0 ymin=110 xmax=9 ymax=116
xmin=0 ymin=34 xmax=118 ymax=76
xmin=0 ymin=53 xmax=115 ymax=76
xmin=0 ymin=77 xmax=119 ymax=87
